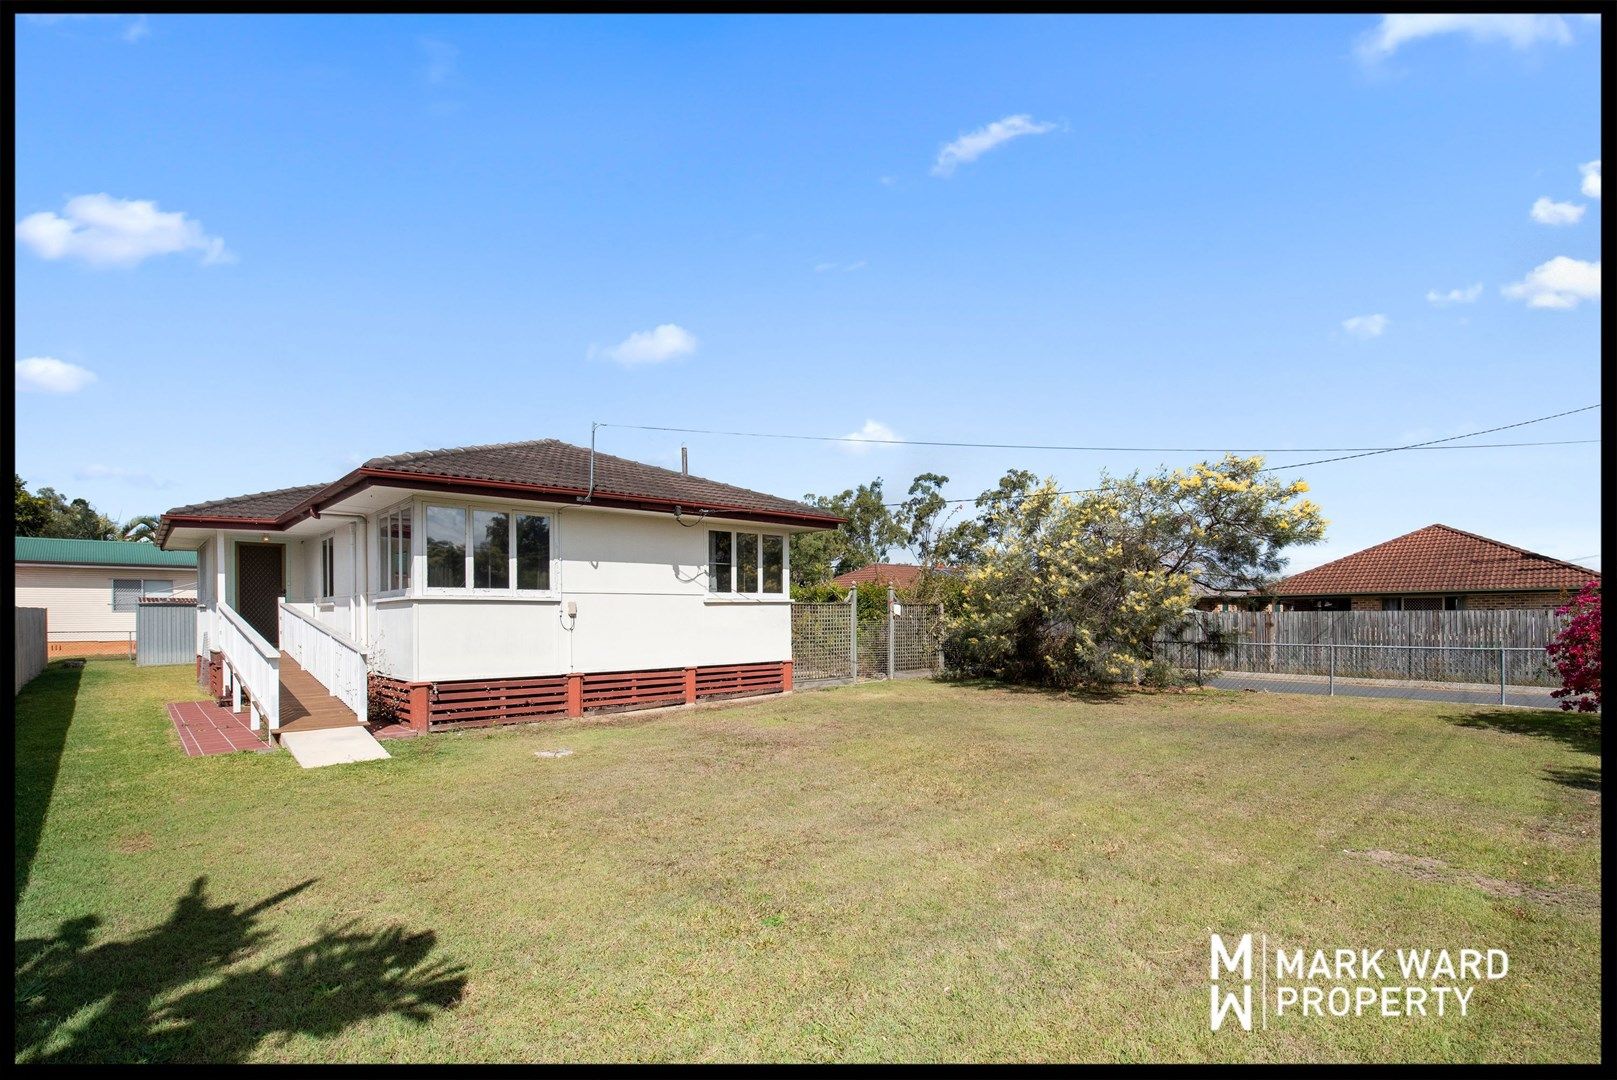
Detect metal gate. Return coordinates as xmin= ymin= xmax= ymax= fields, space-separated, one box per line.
xmin=136 ymin=597 xmax=198 ymax=666
xmin=790 ymin=588 xmax=945 ymax=685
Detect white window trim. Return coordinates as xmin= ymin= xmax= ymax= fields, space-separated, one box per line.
xmin=422 ymin=500 xmax=559 ymax=599
xmin=707 ymin=528 xmax=789 ymax=599
xmin=318 ymin=535 xmax=337 ymax=602
xmin=374 ymin=501 xmax=414 ymax=599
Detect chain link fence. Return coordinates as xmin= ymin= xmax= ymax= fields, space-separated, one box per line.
xmin=1153 ymin=638 xmax=1563 ymax=709
xmin=791 ymin=591 xmax=945 ymax=686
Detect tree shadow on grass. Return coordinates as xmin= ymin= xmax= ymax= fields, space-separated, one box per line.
xmin=1447 ymin=709 xmax=1602 ymax=756
xmin=1544 ymin=765 xmax=1601 ymax=791
xmin=14 ymin=662 xmax=84 ymax=911
xmin=14 ymin=876 xmax=466 ymax=1063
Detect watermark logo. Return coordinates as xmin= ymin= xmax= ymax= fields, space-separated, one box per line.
xmin=1209 ymin=934 xmax=1508 ymax=1032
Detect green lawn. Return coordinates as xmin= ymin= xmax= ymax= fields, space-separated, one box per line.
xmin=14 ymin=660 xmax=1601 ymax=1063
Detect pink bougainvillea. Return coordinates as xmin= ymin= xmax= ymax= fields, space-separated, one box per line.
xmin=1544 ymin=581 xmax=1601 ymax=713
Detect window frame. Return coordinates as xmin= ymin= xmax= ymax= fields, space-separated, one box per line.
xmin=113 ymin=578 xmax=173 ymax=612
xmin=422 ymin=500 xmax=557 ymax=598
xmin=319 ymin=535 xmax=336 ymax=601
xmin=375 ymin=503 xmax=413 ymax=597
xmin=707 ymin=528 xmax=789 ymax=598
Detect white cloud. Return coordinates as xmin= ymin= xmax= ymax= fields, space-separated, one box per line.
xmin=16 ymin=356 xmax=97 ymax=394
xmin=420 ymin=37 xmax=458 ymax=85
xmin=1426 ymin=283 xmax=1483 ymax=306
xmin=1530 ymin=196 xmax=1585 ymax=225
xmin=596 ymin=323 xmax=698 ymax=365
xmin=1502 ymin=256 xmax=1601 ymax=309
xmin=932 ymin=114 xmax=1057 ymax=177
xmin=838 ymin=419 xmax=900 ymax=454
xmin=76 ymin=464 xmax=167 ymax=488
xmin=1580 ymin=159 xmax=1601 ymax=199
xmin=15 ymin=194 xmax=233 ymax=268
xmin=1341 ymin=313 xmax=1388 ymax=339
xmin=1358 ymin=14 xmax=1586 ymax=60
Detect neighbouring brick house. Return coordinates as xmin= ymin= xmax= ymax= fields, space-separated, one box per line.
xmin=1266 ymin=524 xmax=1598 ymax=612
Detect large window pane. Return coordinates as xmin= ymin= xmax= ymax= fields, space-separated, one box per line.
xmin=378 ymin=520 xmax=390 ymax=591
xmin=516 ymin=514 xmax=550 ymax=590
xmin=737 ymin=532 xmax=759 ymax=593
xmin=473 ymin=510 xmax=509 ymax=589
xmin=396 ymin=512 xmax=411 ymax=590
xmin=761 ymin=534 xmax=783 ymax=593
xmin=708 ymin=531 xmax=733 ymax=593
xmin=426 ymin=505 xmax=467 ymax=588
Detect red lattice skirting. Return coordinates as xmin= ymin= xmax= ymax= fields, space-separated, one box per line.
xmin=370 ymin=661 xmax=790 ymax=732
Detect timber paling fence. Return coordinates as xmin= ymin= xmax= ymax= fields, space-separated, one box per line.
xmin=15 ymin=608 xmax=48 ymax=695
xmin=791 ymin=592 xmax=944 ymax=685
xmin=1157 ymin=609 xmax=1570 ymax=709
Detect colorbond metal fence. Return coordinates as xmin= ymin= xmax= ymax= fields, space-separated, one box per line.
xmin=136 ymin=597 xmax=198 ymax=667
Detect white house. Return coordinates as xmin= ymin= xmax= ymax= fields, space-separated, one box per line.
xmin=158 ymin=438 xmax=843 ymax=734
xmin=14 ymin=537 xmax=198 ymax=657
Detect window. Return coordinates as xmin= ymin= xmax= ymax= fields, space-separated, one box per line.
xmin=708 ymin=529 xmax=787 ymax=595
xmin=319 ymin=536 xmax=336 ymax=600
xmin=737 ymin=532 xmax=760 ymax=592
xmin=427 ymin=505 xmax=469 ymax=588
xmin=708 ymin=531 xmax=733 ymax=593
xmin=112 ymin=578 xmax=172 ymax=612
xmin=516 ymin=514 xmax=550 ymax=590
xmin=1444 ymin=595 xmax=1464 ymax=611
xmin=1381 ymin=597 xmax=1402 ymax=612
xmin=377 ymin=506 xmax=412 ymax=593
xmin=762 ymin=535 xmax=784 ymax=593
xmin=1402 ymin=596 xmax=1443 ymax=612
xmin=426 ymin=503 xmax=555 ymax=593
xmin=473 ymin=510 xmax=509 ymax=589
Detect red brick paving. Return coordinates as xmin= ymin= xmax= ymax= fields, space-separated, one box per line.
xmin=367 ymin=721 xmax=418 ymax=741
xmin=167 ymin=700 xmax=272 ymax=757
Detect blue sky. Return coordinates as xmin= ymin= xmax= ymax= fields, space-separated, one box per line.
xmin=13 ymin=13 xmax=1603 ymax=573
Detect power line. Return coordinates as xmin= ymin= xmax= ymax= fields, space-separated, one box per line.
xmin=857 ymin=405 xmax=1601 ymax=507
xmin=599 ymin=405 xmax=1599 ymax=455
xmin=1254 ymin=405 xmax=1602 ymax=471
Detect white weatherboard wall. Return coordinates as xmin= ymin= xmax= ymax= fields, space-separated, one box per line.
xmin=14 ymin=565 xmax=197 ymax=643
xmin=367 ymin=499 xmax=794 ymax=682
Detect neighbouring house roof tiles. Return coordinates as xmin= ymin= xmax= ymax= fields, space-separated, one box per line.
xmin=1274 ymin=524 xmax=1598 ymax=596
xmin=831 ymin=564 xmax=940 ymax=589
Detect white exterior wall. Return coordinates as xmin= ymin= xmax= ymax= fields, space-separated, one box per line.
xmin=361 ymin=497 xmax=795 ymax=682
xmin=14 ymin=564 xmax=198 ymax=643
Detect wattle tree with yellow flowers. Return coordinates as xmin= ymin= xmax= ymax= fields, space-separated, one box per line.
xmin=944 ymin=456 xmax=1326 ymax=688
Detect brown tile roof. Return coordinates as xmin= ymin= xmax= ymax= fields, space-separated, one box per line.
xmin=1275 ymin=524 xmax=1599 ymax=597
xmin=161 ymin=439 xmax=841 ymax=542
xmin=359 ymin=439 xmax=830 ymax=522
xmin=163 ymin=484 xmax=329 ymax=522
xmin=831 ymin=564 xmax=934 ymax=589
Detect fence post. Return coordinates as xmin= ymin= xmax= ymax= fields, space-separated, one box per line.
xmin=935 ymin=605 xmax=945 ymax=674
xmin=886 ymin=585 xmax=896 ymax=678
xmin=848 ymin=588 xmax=858 ymax=682
xmin=1328 ymin=643 xmax=1335 ymax=697
xmin=1499 ymin=644 xmax=1507 ymax=706
xmin=1195 ymin=641 xmax=1203 ymax=686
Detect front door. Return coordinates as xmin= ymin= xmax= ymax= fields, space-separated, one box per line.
xmin=235 ymin=543 xmax=285 ymax=647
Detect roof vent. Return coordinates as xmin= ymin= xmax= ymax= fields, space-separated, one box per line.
xmin=681 ymin=445 xmax=688 ymax=476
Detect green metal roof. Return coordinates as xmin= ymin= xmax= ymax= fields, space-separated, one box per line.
xmin=14 ymin=536 xmax=198 ymax=569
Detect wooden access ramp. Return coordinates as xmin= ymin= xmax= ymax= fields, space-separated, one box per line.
xmin=276 ymin=651 xmax=361 ymax=737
